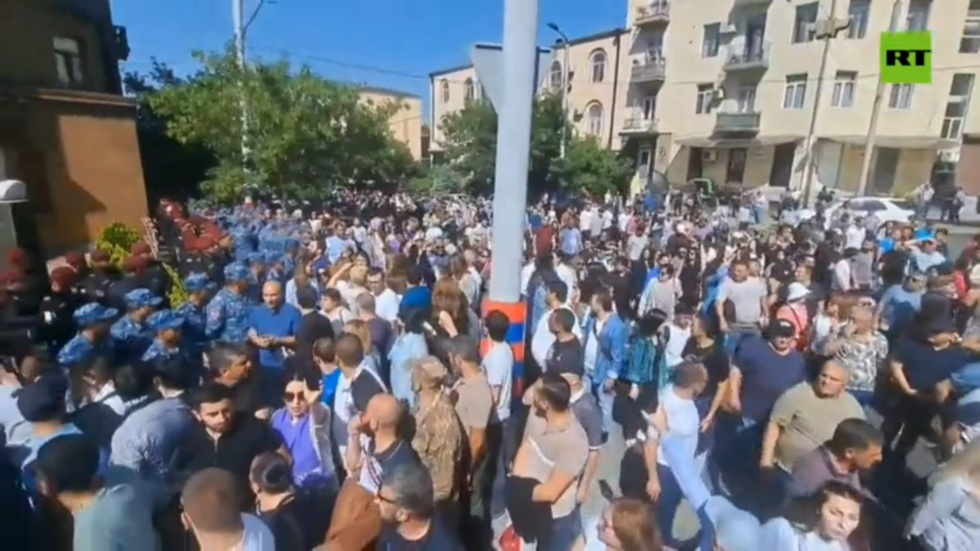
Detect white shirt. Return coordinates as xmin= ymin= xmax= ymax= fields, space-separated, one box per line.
xmin=845 ymin=224 xmax=865 ymax=249
xmin=332 ymin=361 xmax=386 ymax=457
xmin=483 ymin=341 xmax=514 ymax=422
xmin=579 ymin=210 xmax=593 ymax=232
xmin=520 ymin=262 xmax=535 ymax=296
xmin=374 ymin=288 xmax=401 ymax=323
xmin=531 ymin=306 xmax=583 ymax=368
xmin=662 ymin=323 xmax=691 ymax=368
xmin=239 ymin=513 xmax=276 ymax=550
xmin=833 ymin=259 xmax=852 ymax=291
xmin=583 ymin=317 xmax=605 ymax=377
xmin=555 ymin=263 xmax=578 ymax=303
xmin=650 ymin=386 xmax=699 ymax=466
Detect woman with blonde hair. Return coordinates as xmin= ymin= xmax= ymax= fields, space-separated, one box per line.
xmin=596 ymin=497 xmax=665 ymax=551
xmin=449 ymin=254 xmax=479 ymax=310
xmin=907 ymin=438 xmax=980 ymax=550
xmin=343 ymin=319 xmax=380 ymax=373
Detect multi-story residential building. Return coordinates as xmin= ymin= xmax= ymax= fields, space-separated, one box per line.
xmin=431 ymin=0 xmax=980 ymax=197
xmin=357 ymin=86 xmax=425 ymax=160
xmin=428 ymin=28 xmax=630 ymax=158
xmin=651 ymin=0 xmax=980 ymax=197
xmin=0 ymin=0 xmax=146 ymax=260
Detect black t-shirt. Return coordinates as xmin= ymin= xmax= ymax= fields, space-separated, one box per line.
xmin=547 ymin=337 xmax=585 ymax=377
xmin=175 ymin=415 xmax=284 ymax=493
xmin=378 ymin=518 xmax=464 ymax=550
xmin=260 ymin=492 xmax=329 ymax=551
xmin=681 ymin=338 xmax=730 ymax=397
xmin=894 ymin=340 xmax=970 ymax=391
xmin=295 ymin=311 xmax=335 ymax=362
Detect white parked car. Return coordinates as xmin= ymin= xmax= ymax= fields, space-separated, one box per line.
xmin=796 ymin=197 xmax=916 ymax=229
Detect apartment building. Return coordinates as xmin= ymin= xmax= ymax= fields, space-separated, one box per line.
xmin=0 ymin=0 xmax=147 ymax=257
xmin=428 ymin=28 xmax=631 ymax=157
xmin=357 ymin=86 xmax=425 ymax=160
xmin=430 ymin=0 xmax=980 ymax=197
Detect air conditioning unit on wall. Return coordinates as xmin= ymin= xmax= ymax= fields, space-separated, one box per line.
xmin=702 ymin=150 xmax=718 ymax=163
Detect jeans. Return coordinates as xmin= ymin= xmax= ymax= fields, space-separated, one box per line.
xmin=655 ymin=464 xmax=684 ymax=548
xmin=539 ymin=506 xmax=582 ymax=551
xmin=723 ymin=324 xmax=761 ymax=356
xmin=585 ymin=374 xmax=616 ymax=435
xmin=490 ymin=415 xmax=520 ymax=519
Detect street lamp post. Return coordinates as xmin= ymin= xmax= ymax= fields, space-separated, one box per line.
xmin=547 ymin=22 xmax=570 ymax=160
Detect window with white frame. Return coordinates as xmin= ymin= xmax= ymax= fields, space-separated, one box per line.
xmin=549 ymin=60 xmax=563 ymax=91
xmin=906 ymin=0 xmax=930 ymax=31
xmin=831 ymin=71 xmax=856 ymax=108
xmin=942 ymin=73 xmax=975 ymax=139
xmin=464 ymin=78 xmax=474 ymax=102
xmin=441 ymin=80 xmax=449 ymax=103
xmin=783 ymin=74 xmax=807 ymax=109
xmin=793 ymin=3 xmax=818 ymax=43
xmin=586 ymin=102 xmax=604 ymax=136
xmin=53 ymin=36 xmax=84 ymax=87
xmin=695 ymin=84 xmax=714 ymax=114
xmin=702 ymin=24 xmax=720 ymax=58
xmin=888 ymin=83 xmax=914 ymax=109
xmin=961 ymin=0 xmax=980 ymax=53
xmin=737 ymin=86 xmax=757 ymax=113
xmin=590 ymin=50 xmax=607 ymax=83
xmin=848 ymin=0 xmax=870 ymax=39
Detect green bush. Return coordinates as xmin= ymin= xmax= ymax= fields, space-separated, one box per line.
xmin=93 ymin=222 xmax=187 ymax=307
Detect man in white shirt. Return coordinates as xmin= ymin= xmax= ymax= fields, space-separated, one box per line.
xmin=833 ymin=250 xmax=855 ymax=292
xmin=366 ymin=268 xmax=400 ymax=323
xmin=555 ymin=254 xmax=578 ymax=304
xmin=532 ymin=280 xmax=583 ymax=368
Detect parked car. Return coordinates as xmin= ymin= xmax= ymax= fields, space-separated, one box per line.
xmin=797 ymin=197 xmax=916 ymax=229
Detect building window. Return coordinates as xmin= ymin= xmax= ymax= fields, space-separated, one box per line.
xmin=586 ymin=102 xmax=604 ymax=136
xmin=943 ymin=74 xmax=975 ymax=139
xmin=53 ymin=36 xmax=84 ymax=87
xmin=906 ymin=0 xmax=930 ymax=31
xmin=440 ymin=80 xmax=449 ymax=103
xmin=737 ymin=86 xmax=757 ymax=113
xmin=831 ymin=71 xmax=856 ymax=108
xmin=962 ymin=0 xmax=980 ymax=53
xmin=783 ymin=74 xmax=808 ymax=109
xmin=464 ymin=78 xmax=474 ymax=102
xmin=847 ymin=0 xmax=870 ymax=39
xmin=888 ymin=83 xmax=914 ymax=109
xmin=702 ymin=23 xmax=720 ymax=58
xmin=695 ymin=84 xmax=714 ymax=114
xmin=590 ymin=50 xmax=607 ymax=83
xmin=549 ymin=60 xmax=563 ymax=91
xmin=793 ymin=3 xmax=818 ymax=43
xmin=726 ymin=148 xmax=747 ymax=184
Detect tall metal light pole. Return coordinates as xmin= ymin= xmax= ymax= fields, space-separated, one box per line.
xmin=547 ymin=22 xmax=570 ymax=159
xmin=856 ymin=0 xmax=903 ymax=197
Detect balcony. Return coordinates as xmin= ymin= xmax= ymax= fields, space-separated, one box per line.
xmin=732 ymin=0 xmax=773 ymax=7
xmin=723 ymin=41 xmax=769 ymax=71
xmin=634 ymin=2 xmax=670 ymax=27
xmin=631 ymin=57 xmax=666 ymax=84
xmin=621 ymin=116 xmax=658 ymax=136
xmin=714 ymin=111 xmax=761 ymax=134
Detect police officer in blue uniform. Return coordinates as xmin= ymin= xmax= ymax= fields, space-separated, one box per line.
xmin=109 ymin=288 xmax=161 ymax=363
xmin=205 ymin=263 xmax=251 ymax=343
xmin=175 ymin=273 xmax=213 ymax=355
xmin=57 ymin=303 xmax=118 ymax=366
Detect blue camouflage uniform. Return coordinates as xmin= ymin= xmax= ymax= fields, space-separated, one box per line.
xmin=110 ymin=288 xmax=162 ymax=363
xmin=142 ymin=309 xmax=190 ymax=364
xmin=175 ymin=273 xmax=212 ymax=353
xmin=57 ymin=303 xmax=118 ymax=366
xmin=206 ymin=263 xmax=251 ymax=343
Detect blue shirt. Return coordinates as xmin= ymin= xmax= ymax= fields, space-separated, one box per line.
xmin=733 ymin=336 xmax=806 ymax=422
xmin=879 ymin=285 xmax=923 ymax=331
xmin=559 ymin=227 xmax=582 ymax=256
xmin=894 ymin=340 xmax=970 ymax=391
xmin=248 ymin=303 xmax=302 ymax=368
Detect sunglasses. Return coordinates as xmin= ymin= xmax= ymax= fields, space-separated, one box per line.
xmin=284 ymin=391 xmax=306 ymax=403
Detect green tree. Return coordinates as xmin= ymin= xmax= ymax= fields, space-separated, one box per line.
xmin=437 ymin=93 xmax=565 ymax=195
xmin=551 ymin=136 xmax=634 ymax=197
xmin=407 ymin=164 xmax=462 ymax=194
xmin=144 ymin=49 xmax=412 ymax=203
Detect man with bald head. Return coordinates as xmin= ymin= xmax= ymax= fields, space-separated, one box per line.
xmin=327 ymin=393 xmax=420 ymax=550
xmin=247 ymin=280 xmax=303 ymax=404
xmin=760 ymin=359 xmax=865 ymax=475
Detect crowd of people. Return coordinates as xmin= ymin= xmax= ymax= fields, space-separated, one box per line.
xmin=0 ymin=188 xmax=978 ymax=551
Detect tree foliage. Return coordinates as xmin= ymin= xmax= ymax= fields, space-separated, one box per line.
xmin=142 ymin=49 xmax=413 ymax=203
xmin=437 ymin=93 xmax=633 ymax=196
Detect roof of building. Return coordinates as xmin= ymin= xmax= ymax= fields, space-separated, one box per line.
xmin=428 ymin=26 xmax=626 ymax=78
xmin=353 ymin=84 xmax=421 ymax=99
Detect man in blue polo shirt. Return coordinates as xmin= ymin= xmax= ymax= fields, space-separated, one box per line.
xmin=248 ymin=281 xmax=302 ymax=402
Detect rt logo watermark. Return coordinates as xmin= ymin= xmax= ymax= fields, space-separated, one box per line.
xmin=881 ymin=31 xmax=931 ymax=84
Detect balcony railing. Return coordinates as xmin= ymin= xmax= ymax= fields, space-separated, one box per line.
xmin=621 ymin=117 xmax=658 ymax=134
xmin=635 ymin=2 xmax=670 ymax=26
xmin=724 ymin=41 xmax=770 ymax=71
xmin=631 ymin=57 xmax=666 ymax=83
xmin=714 ymin=111 xmax=761 ymax=133
xmin=732 ymin=0 xmax=773 ymax=7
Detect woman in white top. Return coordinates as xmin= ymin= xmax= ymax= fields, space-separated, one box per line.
xmin=758 ymin=480 xmax=866 ymax=551
xmin=906 ymin=439 xmax=980 ymax=551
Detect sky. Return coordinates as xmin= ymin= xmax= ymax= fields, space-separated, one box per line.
xmin=113 ymin=0 xmax=627 ymax=120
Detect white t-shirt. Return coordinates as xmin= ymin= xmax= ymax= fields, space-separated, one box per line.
xmin=374 ymin=288 xmax=401 ymax=323
xmin=845 ymin=225 xmax=865 ymax=249
xmin=520 ymin=263 xmax=535 ymax=296
xmin=332 ymin=362 xmax=386 ymax=456
xmin=483 ymin=341 xmax=514 ymax=422
xmin=583 ymin=318 xmax=605 ymax=377
xmin=238 ymin=513 xmax=276 ymax=550
xmin=651 ymin=386 xmax=699 ymax=466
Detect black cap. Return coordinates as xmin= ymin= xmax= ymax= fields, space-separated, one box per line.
xmin=766 ymin=319 xmax=796 ymax=339
xmin=16 ymin=375 xmax=69 ymax=422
